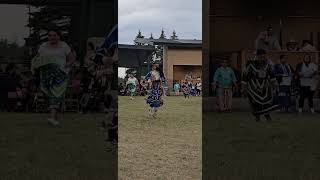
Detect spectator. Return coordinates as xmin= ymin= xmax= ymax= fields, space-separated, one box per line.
xmin=174 ymin=81 xmax=181 ymax=96
xmin=301 ymin=40 xmax=316 ymax=51
xmin=195 ymin=78 xmax=202 ymax=96
xmin=274 ymin=55 xmax=294 ymax=112
xmin=185 ymin=72 xmax=192 ymax=83
xmin=71 ymin=70 xmax=82 ymax=98
xmin=84 ymin=42 xmax=96 ymax=67
xmin=255 ymin=26 xmax=281 ymax=51
xmin=296 ymin=54 xmax=318 ymax=113
xmin=118 ymin=83 xmax=125 ymax=95
xmin=140 ymin=80 xmax=148 ymax=96
xmin=286 ymin=39 xmax=299 ymax=51
xmin=213 ymin=60 xmax=238 ymax=112
xmin=5 ymin=63 xmax=23 ymax=112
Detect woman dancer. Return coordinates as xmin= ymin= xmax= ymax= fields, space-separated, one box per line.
xmin=126 ymin=74 xmax=138 ymax=100
xmin=145 ymin=64 xmax=166 ymax=118
xmin=182 ymin=81 xmax=190 ymax=99
xmin=242 ymin=49 xmax=279 ymax=121
xmin=31 ymin=28 xmax=75 ymax=126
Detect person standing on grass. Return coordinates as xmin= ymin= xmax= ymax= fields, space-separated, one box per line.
xmin=274 ymin=55 xmax=294 ymax=112
xmin=196 ymin=78 xmax=202 ymax=96
xmin=145 ymin=64 xmax=166 ymax=118
xmin=126 ymin=74 xmax=138 ymax=100
xmin=31 ymin=28 xmax=75 ymax=127
xmin=174 ymin=81 xmax=180 ymax=96
xmin=296 ymin=54 xmax=318 ymax=113
xmin=212 ymin=60 xmax=238 ymax=112
xmin=242 ymin=49 xmax=279 ymax=121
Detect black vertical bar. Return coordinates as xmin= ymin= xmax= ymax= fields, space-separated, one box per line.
xmin=317 ymin=32 xmax=320 ymax=50
xmin=310 ymin=32 xmax=314 ymax=45
xmin=79 ymin=0 xmax=89 ymax=59
xmin=279 ymin=17 xmax=283 ymax=48
xmin=147 ymin=53 xmax=151 ymax=73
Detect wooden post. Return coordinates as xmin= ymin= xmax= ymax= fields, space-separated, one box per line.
xmin=202 ymin=0 xmax=210 ymax=97
xmin=79 ymin=0 xmax=89 ymax=59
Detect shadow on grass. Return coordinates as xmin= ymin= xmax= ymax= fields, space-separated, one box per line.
xmin=203 ymin=112 xmax=320 ymax=179
xmin=0 ymin=113 xmax=117 ymax=180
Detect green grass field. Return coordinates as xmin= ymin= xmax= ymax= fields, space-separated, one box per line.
xmin=4 ymin=97 xmax=320 ymax=179
xmin=119 ymin=96 xmax=202 ymax=180
xmin=0 ymin=113 xmax=117 ymax=180
xmin=204 ymin=112 xmax=320 ymax=180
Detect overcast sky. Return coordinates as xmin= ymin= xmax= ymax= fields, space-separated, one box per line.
xmin=118 ymin=0 xmax=202 ymax=77
xmin=0 ymin=3 xmax=202 ymax=78
xmin=119 ymin=0 xmax=202 ymax=44
xmin=0 ymin=5 xmax=29 ymax=46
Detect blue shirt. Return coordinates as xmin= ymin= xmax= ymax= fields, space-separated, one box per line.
xmin=213 ymin=67 xmax=237 ymax=88
xmin=174 ymin=83 xmax=180 ymax=91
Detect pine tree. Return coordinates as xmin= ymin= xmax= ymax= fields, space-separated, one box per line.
xmin=171 ymin=30 xmax=178 ymax=40
xmin=135 ymin=29 xmax=144 ymax=39
xmin=149 ymin=33 xmax=154 ymax=39
xmin=159 ymin=29 xmax=166 ymax=39
xmin=134 ymin=30 xmax=145 ymax=45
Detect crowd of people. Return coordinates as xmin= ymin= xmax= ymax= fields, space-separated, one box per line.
xmin=173 ymin=80 xmax=202 ymax=98
xmin=213 ymin=49 xmax=319 ymax=121
xmin=256 ymin=25 xmax=317 ymax=52
xmin=119 ymin=75 xmax=202 ymax=98
xmin=118 ymin=77 xmax=149 ymax=97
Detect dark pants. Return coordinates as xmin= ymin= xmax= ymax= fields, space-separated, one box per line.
xmin=299 ymin=86 xmax=314 ymax=109
xmin=196 ymin=89 xmax=201 ymax=95
xmin=278 ymin=85 xmax=291 ymax=108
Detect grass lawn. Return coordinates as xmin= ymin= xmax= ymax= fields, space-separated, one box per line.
xmin=0 ymin=113 xmax=117 ymax=180
xmin=119 ymin=96 xmax=202 ymax=180
xmin=204 ymin=112 xmax=320 ymax=180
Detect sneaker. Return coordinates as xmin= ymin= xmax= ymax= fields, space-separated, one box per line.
xmin=47 ymin=118 xmax=60 ymax=127
xmin=298 ymin=108 xmax=303 ymax=113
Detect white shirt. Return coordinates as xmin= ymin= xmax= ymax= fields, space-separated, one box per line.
xmin=38 ymin=41 xmax=71 ymax=72
xmin=196 ymin=83 xmax=202 ymax=90
xmin=300 ymin=63 xmax=318 ymax=87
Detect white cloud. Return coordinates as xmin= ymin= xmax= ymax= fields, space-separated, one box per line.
xmin=119 ymin=0 xmax=202 ymax=44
